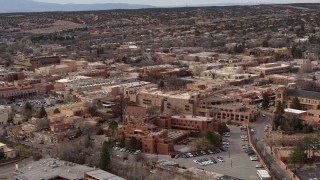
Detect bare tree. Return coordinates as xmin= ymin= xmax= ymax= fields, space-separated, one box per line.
xmin=112 ymin=94 xmax=128 ymax=124
xmin=299 ymin=61 xmax=313 ymax=74
xmin=209 ymin=108 xmax=220 ymax=117
xmin=146 ymin=106 xmax=159 ymax=116
xmin=36 ymin=118 xmax=50 ymax=130
xmin=74 ymin=119 xmax=97 ymax=139
xmin=53 ymin=142 xmax=86 ymax=164
xmin=192 ymin=64 xmax=205 ymax=78
xmin=171 ymin=106 xmax=183 ymax=116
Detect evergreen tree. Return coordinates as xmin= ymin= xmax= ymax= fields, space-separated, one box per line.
xmin=168 ymin=144 xmax=174 ymax=153
xmin=38 ymin=105 xmax=47 ymax=118
xmin=100 ymin=141 xmax=111 ymax=171
xmin=128 ymin=136 xmax=138 ymax=150
xmin=291 ymin=97 xmax=302 ymax=110
xmin=24 ymin=102 xmax=32 ymax=111
xmin=135 ymin=140 xmax=142 ymax=150
xmin=273 ymin=101 xmax=284 ymax=130
xmin=53 ymin=108 xmax=60 ymax=114
xmin=0 ymin=151 xmax=5 ymax=160
xmin=291 ymin=45 xmax=302 ymax=58
xmin=119 ymin=133 xmax=126 ymax=148
xmin=108 ymin=121 xmax=118 ymax=137
xmin=23 ymin=102 xmax=33 ymax=119
xmin=292 ymin=116 xmax=303 ymax=131
xmin=205 ymin=131 xmax=221 ymax=147
xmin=218 ymin=122 xmax=230 ymax=135
xmin=159 ymin=80 xmax=165 ymax=89
xmin=262 ymin=40 xmax=269 ymax=47
xmin=261 ymin=93 xmax=270 ymax=109
xmin=289 ymin=141 xmax=306 ymax=168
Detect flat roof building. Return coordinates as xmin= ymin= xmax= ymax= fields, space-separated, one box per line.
xmin=85 ymin=169 xmax=126 ymax=180
xmin=15 ymin=158 xmax=124 ymax=180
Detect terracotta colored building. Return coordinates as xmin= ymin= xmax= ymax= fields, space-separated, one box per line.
xmin=197 ymin=96 xmax=235 ymax=117
xmin=123 ymin=105 xmax=148 ymax=124
xmin=118 ymin=120 xmax=189 ymax=154
xmin=0 ymin=81 xmax=37 ymax=99
xmin=248 ymin=63 xmax=293 ymax=76
xmin=153 ymin=115 xmax=220 ymax=133
xmin=210 ymin=105 xmax=259 ymax=123
xmin=0 ymin=71 xmax=25 ymax=82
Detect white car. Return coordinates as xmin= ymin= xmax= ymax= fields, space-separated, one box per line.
xmin=217 ymin=156 xmax=224 ymax=162
xmin=250 ymin=155 xmax=258 ymax=161
xmin=187 ymin=153 xmax=193 ymax=157
xmin=134 ymin=150 xmax=141 ymax=155
xmin=262 ymin=114 xmax=266 ymax=117
xmin=256 ymin=164 xmax=263 ymax=168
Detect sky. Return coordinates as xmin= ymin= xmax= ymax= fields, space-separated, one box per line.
xmin=33 ymin=0 xmax=320 ymax=6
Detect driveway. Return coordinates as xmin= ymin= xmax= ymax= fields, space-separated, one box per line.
xmin=250 ymin=113 xmax=273 ymax=140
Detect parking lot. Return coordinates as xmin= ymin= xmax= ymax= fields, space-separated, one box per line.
xmin=163 ymin=125 xmax=262 ymax=180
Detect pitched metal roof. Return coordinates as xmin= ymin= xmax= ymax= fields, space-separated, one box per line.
xmin=287 ymin=89 xmax=320 ymax=100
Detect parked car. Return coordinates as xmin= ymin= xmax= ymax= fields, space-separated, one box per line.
xmin=217 ymin=156 xmax=224 ymax=162
xmin=207 ymin=150 xmax=213 ymax=154
xmin=256 ymin=164 xmax=263 ymax=168
xmin=250 ymin=155 xmax=258 ymax=161
xmin=219 ymin=147 xmax=227 ymax=152
xmin=134 ymin=150 xmax=141 ymax=155
xmin=200 ymin=150 xmax=207 ymax=155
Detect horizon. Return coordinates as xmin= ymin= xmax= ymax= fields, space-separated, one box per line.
xmin=32 ymin=0 xmax=320 ymax=6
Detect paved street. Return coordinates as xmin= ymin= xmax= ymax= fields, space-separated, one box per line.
xmin=250 ymin=112 xmax=273 ymax=140
xmin=0 ymin=157 xmax=33 ymax=180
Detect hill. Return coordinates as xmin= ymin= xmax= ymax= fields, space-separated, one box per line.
xmin=0 ymin=0 xmax=154 ymax=13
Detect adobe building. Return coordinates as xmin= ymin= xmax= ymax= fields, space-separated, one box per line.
xmin=118 ymin=120 xmax=190 ymax=154
xmin=0 ymin=143 xmax=15 ymax=159
xmin=244 ymin=47 xmax=289 ymax=57
xmin=265 ymin=74 xmax=298 ymax=85
xmin=153 ymin=115 xmax=220 ymax=133
xmin=303 ymin=49 xmax=320 ymax=60
xmin=209 ymin=105 xmax=259 ymax=123
xmin=35 ymin=64 xmax=71 ymax=76
xmin=14 ymin=55 xmax=62 ymax=70
xmin=0 ymin=105 xmax=12 ymax=126
xmin=0 ymin=81 xmax=37 ymax=99
xmin=197 ymin=96 xmax=235 ymax=117
xmin=248 ymin=63 xmax=293 ymax=76
xmin=0 ymin=70 xmax=25 ymax=82
xmin=275 ymin=86 xmax=320 ymax=110
xmin=124 ymin=105 xmax=148 ymax=124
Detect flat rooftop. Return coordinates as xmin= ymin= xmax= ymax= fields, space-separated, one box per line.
xmin=172 ymin=115 xmax=212 ymax=121
xmin=15 ymin=158 xmax=94 ymax=180
xmin=56 ymin=76 xmax=91 ymax=83
xmin=284 ymin=108 xmax=306 ymax=114
xmin=86 ymin=169 xmax=126 ymax=180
